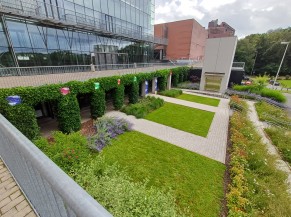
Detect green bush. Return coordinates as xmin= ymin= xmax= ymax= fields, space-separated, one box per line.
xmin=128 ymin=82 xmax=139 ymax=104
xmin=3 ymin=104 xmax=39 ymax=140
xmin=73 ymin=157 xmax=183 ymax=217
xmin=233 ymin=85 xmax=286 ymax=102
xmin=172 ymin=74 xmax=179 ymax=87
xmin=121 ymin=96 xmax=164 ymax=119
xmin=91 ymin=89 xmax=106 ymax=119
xmin=34 ymin=131 xmax=91 ymax=172
xmin=113 ymin=85 xmax=125 ymax=110
xmin=260 ymin=88 xmax=286 ymax=102
xmin=57 ymin=94 xmax=81 ymax=134
xmin=159 ymin=89 xmax=182 ymax=98
xmin=158 ymin=76 xmax=167 ymax=92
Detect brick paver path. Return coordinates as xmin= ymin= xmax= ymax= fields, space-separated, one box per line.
xmin=106 ymin=92 xmax=229 ymax=164
xmin=247 ymin=101 xmax=291 ymax=194
xmin=0 ymin=159 xmax=37 ymax=217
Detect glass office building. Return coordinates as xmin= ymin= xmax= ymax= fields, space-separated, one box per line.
xmin=0 ymin=0 xmax=155 ymax=67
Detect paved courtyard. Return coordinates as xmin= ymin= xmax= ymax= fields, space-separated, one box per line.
xmin=0 ymin=159 xmax=36 ymax=217
xmin=106 ymin=92 xmax=229 ymax=164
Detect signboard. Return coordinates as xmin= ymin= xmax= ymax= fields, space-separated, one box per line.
xmin=6 ymin=95 xmax=21 ymax=106
xmin=155 ymin=78 xmax=158 ymax=91
xmin=94 ymin=82 xmax=100 ymax=90
xmin=133 ymin=76 xmax=137 ymax=82
xmin=118 ymin=79 xmax=121 ymax=85
xmin=60 ymin=87 xmax=70 ymax=95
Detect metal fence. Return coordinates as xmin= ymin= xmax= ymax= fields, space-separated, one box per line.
xmin=0 ymin=63 xmax=179 ymax=77
xmin=232 ymin=62 xmax=245 ymax=69
xmin=0 ymin=114 xmax=112 ymax=217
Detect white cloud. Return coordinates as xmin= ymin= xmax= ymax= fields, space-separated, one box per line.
xmin=155 ymin=0 xmax=291 ymax=37
xmin=199 ymin=0 xmax=237 ymax=11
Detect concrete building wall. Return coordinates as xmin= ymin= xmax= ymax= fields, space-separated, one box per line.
xmin=200 ymin=36 xmax=238 ymax=93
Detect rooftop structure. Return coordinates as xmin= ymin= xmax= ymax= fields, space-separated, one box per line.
xmin=154 ymin=19 xmax=207 ymax=62
xmin=208 ymin=19 xmax=235 ymax=38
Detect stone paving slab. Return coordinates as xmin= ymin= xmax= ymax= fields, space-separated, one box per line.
xmin=0 ymin=159 xmax=37 ymax=217
xmin=0 ymin=66 xmax=174 ymax=88
xmin=247 ymin=101 xmax=291 ymax=194
xmin=106 ymin=93 xmax=229 ymax=164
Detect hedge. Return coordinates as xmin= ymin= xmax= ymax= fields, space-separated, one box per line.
xmin=91 ymin=89 xmax=106 ymax=119
xmin=129 ymin=82 xmax=139 ymax=104
xmin=57 ymin=94 xmax=81 ymax=134
xmin=113 ymin=85 xmax=125 ymax=110
xmin=2 ymin=104 xmax=39 ymax=140
xmin=0 ymin=67 xmax=189 ymax=137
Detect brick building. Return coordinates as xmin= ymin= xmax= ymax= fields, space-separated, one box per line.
xmin=154 ymin=19 xmax=208 ymax=61
xmin=208 ymin=19 xmax=235 ymax=38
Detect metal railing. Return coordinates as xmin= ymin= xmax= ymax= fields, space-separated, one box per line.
xmin=0 ymin=63 xmax=179 ymax=77
xmin=0 ymin=114 xmax=112 ymax=217
xmin=0 ymin=0 xmax=164 ymax=43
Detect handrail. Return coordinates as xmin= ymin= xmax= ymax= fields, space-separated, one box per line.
xmin=0 ymin=114 xmax=112 ymax=217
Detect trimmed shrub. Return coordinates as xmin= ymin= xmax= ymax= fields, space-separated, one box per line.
xmin=121 ymin=96 xmax=164 ymax=119
xmin=177 ymin=81 xmax=200 ymax=90
xmin=129 ymin=82 xmax=139 ymax=104
xmin=57 ymin=94 xmax=81 ymax=134
xmin=172 ymin=73 xmax=179 ymax=87
xmin=113 ymin=85 xmax=125 ymax=110
xmin=179 ymin=72 xmax=184 ymax=83
xmin=88 ymin=116 xmax=131 ymax=152
xmin=158 ymin=76 xmax=167 ymax=91
xmin=74 ymin=157 xmax=183 ymax=217
xmin=3 ymin=104 xmax=39 ymax=140
xmin=91 ymin=89 xmax=106 ymax=119
xmin=159 ymin=89 xmax=182 ymax=98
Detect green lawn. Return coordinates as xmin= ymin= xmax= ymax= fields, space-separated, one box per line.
xmin=279 ymin=80 xmax=291 ymax=87
xmin=145 ymin=102 xmax=215 ymax=137
xmin=102 ymin=131 xmax=225 ymax=217
xmin=177 ymin=93 xmax=220 ymax=107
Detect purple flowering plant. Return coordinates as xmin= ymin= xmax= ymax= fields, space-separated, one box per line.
xmin=88 ymin=116 xmax=132 ymax=152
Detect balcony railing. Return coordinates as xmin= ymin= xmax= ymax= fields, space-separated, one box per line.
xmin=232 ymin=62 xmax=245 ymax=69
xmin=0 ymin=0 xmax=168 ymax=43
xmin=0 ymin=114 xmax=113 ymax=217
xmin=0 ymin=63 xmax=181 ymax=77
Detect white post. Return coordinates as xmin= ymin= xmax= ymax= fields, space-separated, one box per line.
xmin=167 ymin=74 xmax=172 ymax=90
xmin=273 ymin=42 xmax=289 ymax=89
xmin=90 ymin=64 xmax=95 ymax=72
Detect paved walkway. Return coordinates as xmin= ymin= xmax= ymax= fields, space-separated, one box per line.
xmin=0 ymin=159 xmax=37 ymax=217
xmin=247 ymin=101 xmax=291 ymax=193
xmin=0 ymin=65 xmax=175 ymax=88
xmin=106 ymin=93 xmax=229 ymax=163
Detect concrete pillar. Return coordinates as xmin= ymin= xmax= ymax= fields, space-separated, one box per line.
xmin=141 ymin=81 xmax=149 ymax=97
xmin=167 ymin=74 xmax=172 ymax=90
xmin=159 ymin=50 xmax=163 ymax=60
xmin=152 ymin=77 xmax=158 ymax=94
xmin=90 ymin=64 xmax=95 ymax=72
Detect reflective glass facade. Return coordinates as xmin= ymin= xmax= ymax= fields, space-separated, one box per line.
xmin=0 ymin=0 xmax=155 ymax=67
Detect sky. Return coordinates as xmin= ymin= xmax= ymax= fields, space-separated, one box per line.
xmin=154 ymin=0 xmax=291 ymax=38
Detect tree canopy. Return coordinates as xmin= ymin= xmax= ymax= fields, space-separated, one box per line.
xmin=234 ymin=27 xmax=291 ymax=76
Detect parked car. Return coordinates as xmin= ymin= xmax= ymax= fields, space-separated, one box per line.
xmin=269 ymin=80 xmax=280 ymax=86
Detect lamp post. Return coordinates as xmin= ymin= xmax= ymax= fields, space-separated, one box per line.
xmin=273 ymin=42 xmax=289 ymax=89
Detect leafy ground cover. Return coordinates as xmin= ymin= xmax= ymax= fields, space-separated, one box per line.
xmin=279 ymin=79 xmax=291 ymax=88
xmin=227 ymin=96 xmax=291 ymax=216
xmin=177 ymin=94 xmax=220 ymax=107
xmin=101 ymin=131 xmax=225 ymax=217
xmin=145 ymin=102 xmax=214 ymax=137
xmin=121 ymin=96 xmax=164 ymax=118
